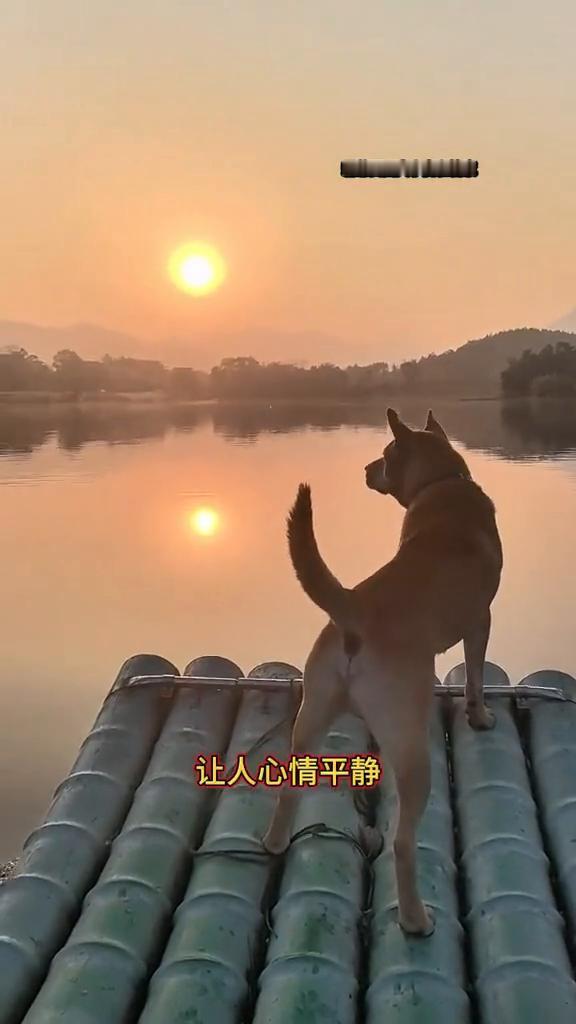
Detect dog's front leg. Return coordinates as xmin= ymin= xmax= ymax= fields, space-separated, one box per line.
xmin=463 ymin=612 xmax=496 ymax=730
xmin=392 ymin=740 xmax=435 ymax=936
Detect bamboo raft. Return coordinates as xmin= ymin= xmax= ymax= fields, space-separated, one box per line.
xmin=1 ymin=653 xmax=576 ymax=1024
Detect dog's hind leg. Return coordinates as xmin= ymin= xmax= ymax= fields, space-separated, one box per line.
xmin=262 ymin=628 xmax=346 ymax=855
xmin=352 ymin=658 xmax=435 ymax=936
xmin=463 ymin=611 xmax=496 ymax=730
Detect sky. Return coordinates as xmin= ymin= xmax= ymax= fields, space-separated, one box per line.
xmin=1 ymin=1 xmax=575 ymax=367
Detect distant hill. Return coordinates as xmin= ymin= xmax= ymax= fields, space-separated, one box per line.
xmin=399 ymin=328 xmax=576 ymax=396
xmin=0 ymin=320 xmax=360 ymax=371
xmin=1 ymin=319 xmax=576 ymax=396
xmin=548 ymin=307 xmax=576 ymax=334
xmin=162 ymin=327 xmax=368 ymax=370
xmin=0 ymin=321 xmax=156 ymax=364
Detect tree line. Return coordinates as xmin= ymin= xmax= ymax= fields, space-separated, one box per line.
xmin=1 ymin=338 xmax=575 ymax=400
xmin=0 ymin=347 xmax=489 ymax=398
xmin=0 ymin=348 xmax=204 ymax=399
xmin=0 ymin=348 xmax=399 ymax=399
xmin=501 ymin=342 xmax=576 ymax=397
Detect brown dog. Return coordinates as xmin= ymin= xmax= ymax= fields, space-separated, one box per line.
xmin=263 ymin=408 xmax=503 ymax=936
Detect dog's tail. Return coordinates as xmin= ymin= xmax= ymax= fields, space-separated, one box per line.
xmin=287 ymin=483 xmax=358 ymax=631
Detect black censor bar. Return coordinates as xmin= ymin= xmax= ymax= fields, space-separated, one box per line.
xmin=340 ymin=159 xmax=479 ymax=178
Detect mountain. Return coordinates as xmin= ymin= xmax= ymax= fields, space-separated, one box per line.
xmin=0 ymin=320 xmax=358 ymax=371
xmin=548 ymin=308 xmax=576 ymax=334
xmin=0 ymin=321 xmax=157 ymax=364
xmin=1 ymin=319 xmax=575 ymax=394
xmin=181 ymin=327 xmax=375 ymax=369
xmin=405 ymin=327 xmax=576 ymax=395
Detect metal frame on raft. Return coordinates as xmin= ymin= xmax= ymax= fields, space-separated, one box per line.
xmin=117 ymin=673 xmax=576 ymax=705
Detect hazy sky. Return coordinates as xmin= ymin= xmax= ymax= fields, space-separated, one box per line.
xmin=1 ymin=1 xmax=575 ymax=365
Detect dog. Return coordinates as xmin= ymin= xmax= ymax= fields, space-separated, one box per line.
xmin=262 ymin=408 xmax=503 ymax=936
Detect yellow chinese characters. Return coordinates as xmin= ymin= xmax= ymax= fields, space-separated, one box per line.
xmin=194 ymin=753 xmax=382 ymax=788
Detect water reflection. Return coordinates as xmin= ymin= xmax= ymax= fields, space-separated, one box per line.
xmin=1 ymin=398 xmax=576 ymax=462
xmin=189 ymin=506 xmax=221 ymax=538
xmin=500 ymin=398 xmax=576 ymax=459
xmin=0 ymin=404 xmax=211 ymax=456
xmin=1 ymin=395 xmax=576 ymax=864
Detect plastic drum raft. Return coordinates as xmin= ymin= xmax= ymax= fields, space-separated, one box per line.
xmin=1 ymin=653 xmax=576 ymax=1024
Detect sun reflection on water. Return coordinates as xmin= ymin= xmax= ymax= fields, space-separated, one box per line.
xmin=189 ymin=506 xmax=220 ymax=538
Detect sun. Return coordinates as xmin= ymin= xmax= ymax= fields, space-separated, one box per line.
xmin=189 ymin=506 xmax=220 ymax=537
xmin=169 ymin=243 xmax=226 ymax=296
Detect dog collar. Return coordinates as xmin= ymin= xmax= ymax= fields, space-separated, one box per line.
xmin=413 ymin=471 xmax=471 ymax=501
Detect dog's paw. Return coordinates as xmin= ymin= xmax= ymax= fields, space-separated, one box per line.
xmin=399 ymin=906 xmax=435 ymax=938
xmin=466 ymin=705 xmax=496 ymax=731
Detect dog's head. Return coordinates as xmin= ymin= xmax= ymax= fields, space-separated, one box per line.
xmin=365 ymin=408 xmax=470 ymax=507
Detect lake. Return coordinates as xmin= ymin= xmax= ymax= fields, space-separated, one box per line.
xmin=1 ymin=396 xmax=575 ymax=861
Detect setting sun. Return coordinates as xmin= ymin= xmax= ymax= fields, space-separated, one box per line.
xmin=169 ymin=243 xmax=226 ymax=296
xmin=189 ymin=506 xmax=220 ymax=537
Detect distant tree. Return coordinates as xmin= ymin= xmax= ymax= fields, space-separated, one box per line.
xmin=167 ymin=367 xmax=204 ymax=399
xmin=502 ymin=342 xmax=576 ymax=397
xmin=400 ymin=360 xmax=421 ymax=388
xmin=101 ymin=356 xmax=167 ymax=392
xmin=53 ymin=349 xmax=103 ymax=399
xmin=208 ymin=356 xmax=392 ymax=400
xmin=341 ymin=362 xmax=390 ymax=397
xmin=5 ymin=327 xmax=576 ymax=403
xmin=0 ymin=347 xmax=52 ymax=390
xmin=306 ymin=363 xmax=347 ymax=398
xmin=210 ymin=357 xmax=263 ymax=399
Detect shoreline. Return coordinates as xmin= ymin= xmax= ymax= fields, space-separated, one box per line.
xmin=0 ymin=392 xmax=506 ymax=410
xmin=1 ymin=393 xmax=570 ymax=412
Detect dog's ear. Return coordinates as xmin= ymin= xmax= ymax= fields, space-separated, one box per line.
xmin=424 ymin=409 xmax=448 ymax=441
xmin=387 ymin=408 xmax=412 ymax=444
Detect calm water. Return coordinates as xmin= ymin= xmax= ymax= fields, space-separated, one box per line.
xmin=1 ymin=397 xmax=576 ymax=860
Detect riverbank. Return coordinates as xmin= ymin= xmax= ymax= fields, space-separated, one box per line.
xmin=0 ymin=390 xmax=502 ymax=409
xmin=0 ymin=390 xmax=220 ymax=409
